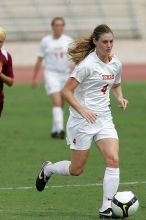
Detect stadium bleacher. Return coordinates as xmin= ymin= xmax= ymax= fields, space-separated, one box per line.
xmin=0 ymin=0 xmax=145 ymax=41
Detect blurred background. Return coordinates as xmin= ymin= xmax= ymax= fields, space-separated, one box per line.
xmin=0 ymin=0 xmax=146 ymax=82
xmin=0 ymin=2 xmax=146 ymax=219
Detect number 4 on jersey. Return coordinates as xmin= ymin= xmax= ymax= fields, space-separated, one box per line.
xmin=101 ymin=84 xmax=109 ymax=94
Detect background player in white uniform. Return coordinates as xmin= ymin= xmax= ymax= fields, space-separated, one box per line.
xmin=32 ymin=17 xmax=73 ymax=139
xmin=35 ymin=24 xmax=128 ymax=219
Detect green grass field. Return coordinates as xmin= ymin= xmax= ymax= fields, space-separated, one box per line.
xmin=0 ymin=81 xmax=146 ymax=220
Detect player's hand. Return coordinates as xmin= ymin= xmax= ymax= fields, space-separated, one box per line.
xmin=80 ymin=110 xmax=97 ymax=123
xmin=118 ymin=97 xmax=128 ymax=110
xmin=32 ymin=79 xmax=37 ymax=89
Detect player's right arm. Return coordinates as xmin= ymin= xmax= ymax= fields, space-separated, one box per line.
xmin=32 ymin=56 xmax=43 ymax=89
xmin=62 ymin=77 xmax=97 ymax=123
xmin=32 ymin=38 xmax=45 ymax=89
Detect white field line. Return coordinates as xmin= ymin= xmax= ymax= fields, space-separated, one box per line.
xmin=0 ymin=181 xmax=146 ymax=191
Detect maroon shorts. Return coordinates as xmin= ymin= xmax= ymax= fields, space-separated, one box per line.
xmin=0 ymin=101 xmax=3 ymax=116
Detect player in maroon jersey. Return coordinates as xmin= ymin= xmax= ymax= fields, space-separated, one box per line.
xmin=0 ymin=27 xmax=14 ymax=116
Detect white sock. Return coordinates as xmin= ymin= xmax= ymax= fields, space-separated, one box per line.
xmin=52 ymin=121 xmax=57 ymax=133
xmin=52 ymin=107 xmax=64 ymax=133
xmin=44 ymin=161 xmax=71 ymax=176
xmin=100 ymin=167 xmax=120 ymax=212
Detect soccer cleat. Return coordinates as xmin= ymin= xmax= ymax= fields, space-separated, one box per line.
xmin=51 ymin=131 xmax=65 ymax=139
xmin=51 ymin=132 xmax=59 ymax=139
xmin=36 ymin=161 xmax=52 ymax=192
xmin=99 ymin=208 xmax=122 ymax=219
xmin=58 ymin=130 xmax=65 ymax=139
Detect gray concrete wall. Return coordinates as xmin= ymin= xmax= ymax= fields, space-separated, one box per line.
xmin=5 ymin=39 xmax=146 ymax=66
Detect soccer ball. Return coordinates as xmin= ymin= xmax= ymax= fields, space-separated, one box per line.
xmin=112 ymin=191 xmax=139 ymax=218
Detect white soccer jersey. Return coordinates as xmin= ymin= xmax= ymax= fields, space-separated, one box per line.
xmin=38 ymin=34 xmax=73 ymax=73
xmin=70 ymin=51 xmax=122 ymax=117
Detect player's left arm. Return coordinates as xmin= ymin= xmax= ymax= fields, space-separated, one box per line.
xmin=112 ymin=83 xmax=128 ymax=110
xmin=0 ymin=53 xmax=14 ymax=87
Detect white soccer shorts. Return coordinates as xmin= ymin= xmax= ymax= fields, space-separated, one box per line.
xmin=44 ymin=71 xmax=69 ymax=95
xmin=66 ymin=112 xmax=118 ymax=150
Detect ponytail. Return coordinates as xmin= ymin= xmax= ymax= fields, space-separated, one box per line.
xmin=68 ymin=35 xmax=95 ymax=65
xmin=68 ymin=24 xmax=113 ymax=65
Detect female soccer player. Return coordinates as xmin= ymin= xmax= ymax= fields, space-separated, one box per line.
xmin=32 ymin=17 xmax=73 ymax=139
xmin=36 ymin=24 xmax=128 ymax=219
xmin=0 ymin=27 xmax=14 ymax=116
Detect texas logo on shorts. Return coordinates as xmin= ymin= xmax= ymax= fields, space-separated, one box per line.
xmin=73 ymin=138 xmax=76 ymax=144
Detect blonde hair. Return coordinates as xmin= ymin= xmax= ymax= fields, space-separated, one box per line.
xmin=68 ymin=24 xmax=113 ymax=65
xmin=0 ymin=27 xmax=6 ymax=39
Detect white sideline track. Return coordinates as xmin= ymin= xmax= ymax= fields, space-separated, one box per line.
xmin=0 ymin=181 xmax=146 ymax=191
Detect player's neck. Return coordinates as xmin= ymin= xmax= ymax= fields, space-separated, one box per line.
xmin=97 ymin=53 xmax=110 ymax=64
xmin=96 ymin=51 xmax=110 ymax=63
xmin=52 ymin=34 xmax=62 ymax=39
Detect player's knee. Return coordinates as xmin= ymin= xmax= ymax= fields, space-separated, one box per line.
xmin=106 ymin=155 xmax=119 ymax=168
xmin=70 ymin=166 xmax=84 ymax=176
